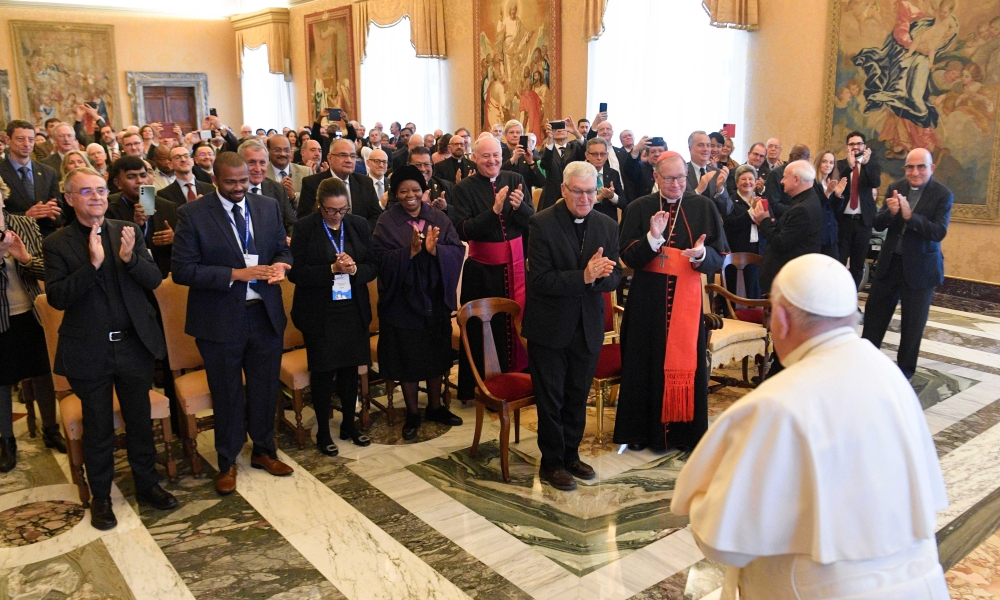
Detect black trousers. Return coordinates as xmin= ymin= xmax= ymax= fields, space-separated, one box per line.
xmin=196 ymin=302 xmax=283 ymax=472
xmin=310 ymin=366 xmax=359 ymax=438
xmin=528 ymin=327 xmax=599 ymax=471
xmin=838 ymin=214 xmax=871 ymax=288
xmin=862 ymin=254 xmax=935 ymax=379
xmin=67 ymin=336 xmax=157 ymax=498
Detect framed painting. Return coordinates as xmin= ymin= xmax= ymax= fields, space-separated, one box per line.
xmin=823 ymin=0 xmax=1000 ymax=223
xmin=474 ymin=0 xmax=560 ymax=140
xmin=9 ymin=21 xmax=122 ymax=130
xmin=0 ymin=70 xmax=11 ymax=131
xmin=304 ymin=7 xmax=358 ymax=125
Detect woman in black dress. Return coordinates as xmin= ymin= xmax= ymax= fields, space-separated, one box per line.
xmin=288 ymin=178 xmax=376 ymax=456
xmin=373 ymin=166 xmax=465 ymax=440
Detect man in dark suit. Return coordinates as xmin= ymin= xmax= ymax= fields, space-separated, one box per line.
xmin=40 ymin=123 xmax=77 ymax=171
xmin=171 ymin=152 xmax=295 ymax=495
xmin=43 ymin=167 xmax=178 ymax=530
xmin=191 ymin=143 xmax=216 ymax=184
xmin=297 ymin=139 xmax=382 ymax=229
xmin=499 ymin=120 xmax=546 ymax=203
xmin=433 ymin=134 xmax=476 ymax=184
xmin=538 ymin=118 xmax=585 ymax=211
xmin=837 ymin=131 xmax=882 ymax=287
xmin=621 ymin=135 xmax=667 ymax=199
xmin=862 ymin=149 xmax=952 ymax=380
xmin=759 ymin=138 xmax=784 ymax=180
xmin=750 ymin=160 xmax=824 ymax=293
xmin=392 ymin=130 xmax=418 ymax=173
xmin=583 ymin=137 xmax=626 ymax=221
xmin=104 ymin=157 xmax=178 ymax=278
xmin=726 ymin=142 xmax=767 ymax=197
xmin=409 ymin=146 xmax=452 ymax=214
xmin=763 ymin=144 xmax=811 ymax=218
xmin=586 ymin=116 xmax=634 ymax=201
xmin=158 ymin=146 xmax=215 ymax=208
xmin=686 ymin=131 xmax=732 ymax=217
xmin=1 ymin=120 xmax=64 ymax=237
xmin=523 ymin=161 xmax=622 ymax=491
xmin=239 ymin=140 xmax=297 ymax=234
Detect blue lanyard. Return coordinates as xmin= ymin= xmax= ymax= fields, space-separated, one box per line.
xmin=321 ymin=218 xmax=345 ymax=255
xmin=226 ymin=203 xmax=252 ymax=252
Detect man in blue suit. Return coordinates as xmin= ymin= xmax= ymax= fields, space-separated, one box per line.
xmin=171 ymin=152 xmax=294 ymax=495
xmin=862 ymin=148 xmax=952 ymax=379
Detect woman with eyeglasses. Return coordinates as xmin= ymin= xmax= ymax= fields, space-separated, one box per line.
xmin=0 ymin=180 xmax=65 ymax=472
xmin=288 ymin=177 xmax=377 ymax=455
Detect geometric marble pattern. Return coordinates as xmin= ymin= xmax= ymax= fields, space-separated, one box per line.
xmin=0 ymin=500 xmax=85 ymax=547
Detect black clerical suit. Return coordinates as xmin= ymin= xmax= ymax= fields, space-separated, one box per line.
xmin=43 ymin=219 xmax=166 ymax=499
xmin=171 ymin=190 xmax=292 ymax=473
xmin=757 ymin=187 xmax=823 ymax=293
xmin=500 ymin=147 xmax=546 ymax=203
xmin=862 ymin=177 xmax=952 ymax=379
xmin=249 ymin=177 xmax=297 ymax=235
xmin=621 ymin=155 xmax=657 ymax=199
xmin=433 ymin=156 xmax=476 ymax=185
xmin=836 ymin=156 xmax=882 ymax=286
xmin=0 ymin=158 xmax=64 ymax=236
xmin=763 ymin=163 xmax=793 ymax=218
xmin=451 ymin=171 xmax=532 ymax=401
xmin=297 ymin=170 xmax=382 ymax=230
xmin=686 ymin=162 xmax=733 ymax=217
xmin=157 ymin=178 xmax=215 ymax=208
xmin=105 ymin=192 xmax=179 ymax=278
xmin=191 ymin=164 xmax=214 ymax=185
xmin=522 ymin=201 xmax=621 ymax=471
xmin=538 ymin=140 xmax=585 ymax=211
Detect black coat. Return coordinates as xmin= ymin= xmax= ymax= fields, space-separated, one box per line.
xmin=105 ymin=192 xmax=179 ymax=277
xmin=157 ymin=179 xmax=215 ymax=208
xmin=42 ymin=219 xmax=166 ymax=377
xmin=724 ymin=193 xmax=762 ymax=254
xmin=500 ymin=149 xmax=546 ymax=203
xmin=621 ymin=155 xmax=656 ymax=199
xmin=522 ymin=201 xmax=622 ymax=353
xmin=191 ymin=164 xmax=214 ymax=185
xmin=593 ymin=164 xmax=627 ymax=222
xmin=297 ymin=170 xmax=382 ymax=230
xmin=836 ymin=157 xmax=882 ymax=227
xmin=0 ymin=158 xmax=64 ymax=236
xmin=872 ymin=178 xmax=952 ymax=290
xmin=813 ymin=181 xmax=843 ymax=248
xmin=758 ymin=187 xmax=824 ymax=292
xmin=433 ymin=156 xmax=476 ymax=184
xmin=253 ymin=177 xmax=297 ymax=235
xmin=538 ymin=140 xmax=585 ymax=211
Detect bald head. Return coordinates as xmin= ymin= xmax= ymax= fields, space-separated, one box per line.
xmin=472 ymin=135 xmax=502 ymax=178
xmin=367 ymin=148 xmax=389 ymax=179
xmin=408 ymin=134 xmax=423 ymax=151
xmin=904 ymin=148 xmax=934 ymax=187
xmin=788 ymin=144 xmax=811 ymax=162
xmin=153 ymin=143 xmax=173 ymax=173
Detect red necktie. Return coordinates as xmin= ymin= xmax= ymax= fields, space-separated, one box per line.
xmin=849 ymin=164 xmax=860 ymax=210
xmin=186 ymin=183 xmax=196 ymax=202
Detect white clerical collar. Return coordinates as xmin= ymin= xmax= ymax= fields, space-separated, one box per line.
xmin=573 ymin=217 xmax=585 ymax=224
xmin=660 ymin=195 xmax=681 ymax=204
xmin=782 ymin=327 xmax=857 ymax=367
xmin=489 ymin=176 xmax=497 ymax=183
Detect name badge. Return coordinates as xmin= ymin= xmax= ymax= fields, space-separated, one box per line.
xmin=333 ymin=273 xmax=352 ymax=300
xmin=245 ymin=253 xmax=259 ymax=284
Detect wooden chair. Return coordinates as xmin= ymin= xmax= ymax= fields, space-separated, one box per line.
xmin=34 ymin=294 xmax=176 ymax=507
xmin=591 ymin=291 xmax=624 ymax=443
xmin=532 ymin=188 xmax=543 ymax=212
xmin=277 ymin=279 xmax=310 ymax=448
xmin=457 ymin=298 xmax=534 ymax=483
xmin=703 ymin=277 xmax=771 ymax=390
xmin=719 ymin=252 xmax=765 ymax=323
xmin=152 ymin=276 xmax=215 ymax=478
xmin=361 ymin=279 xmax=397 ymax=429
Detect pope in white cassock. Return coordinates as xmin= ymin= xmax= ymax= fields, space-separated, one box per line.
xmin=672 ymin=253 xmax=949 ymax=599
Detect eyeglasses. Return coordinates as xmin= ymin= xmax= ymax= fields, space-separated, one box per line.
xmin=320 ymin=206 xmax=350 ymax=215
xmin=171 ymin=153 xmax=191 ymax=160
xmin=73 ymin=187 xmax=109 ymax=198
xmin=566 ymin=187 xmax=597 ymax=197
xmin=658 ymin=176 xmax=687 ymax=185
xmin=368 ymin=159 xmax=388 ymax=166
xmin=587 ymin=152 xmax=608 ymax=158
xmin=903 ymin=164 xmax=929 ymax=171
xmin=330 ymin=153 xmax=356 ymax=160
xmin=847 ymin=142 xmax=866 ymax=147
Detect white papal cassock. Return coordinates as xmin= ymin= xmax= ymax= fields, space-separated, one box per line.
xmin=672 ymin=327 xmax=949 ymax=600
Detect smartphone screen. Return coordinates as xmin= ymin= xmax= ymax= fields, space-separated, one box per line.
xmin=139 ymin=185 xmax=157 ymax=216
xmin=160 ymin=123 xmax=176 ymax=139
xmin=599 ymin=102 xmax=607 ymax=113
xmin=722 ymin=123 xmax=736 ymax=138
xmin=199 ymin=130 xmax=212 ymax=140
xmin=328 ymin=108 xmax=342 ymax=122
xmin=209 ymin=108 xmax=218 ymax=117
xmin=519 ymin=135 xmax=528 ymax=150
xmin=759 ymin=198 xmax=769 ymax=212
xmin=550 ymin=121 xmax=565 ymax=130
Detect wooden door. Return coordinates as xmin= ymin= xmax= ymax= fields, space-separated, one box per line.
xmin=142 ymin=86 xmax=197 ymax=133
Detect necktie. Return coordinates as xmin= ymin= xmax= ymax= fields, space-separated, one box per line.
xmin=597 ymin=172 xmax=603 ymax=189
xmin=376 ymin=180 xmax=384 ymax=202
xmin=849 ymin=164 xmax=860 ymax=210
xmin=279 ymin=170 xmax=287 ymax=180
xmin=558 ymin=146 xmax=564 ymax=159
xmin=19 ymin=167 xmax=34 ymax=201
xmin=231 ymin=204 xmax=257 ymax=254
xmin=252 ymin=186 xmax=260 ymax=195
xmin=186 ymin=183 xmax=196 ymax=202
xmin=700 ymin=166 xmax=707 ymax=177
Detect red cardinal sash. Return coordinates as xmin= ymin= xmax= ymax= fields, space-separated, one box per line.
xmin=642 ymin=246 xmax=701 ymax=423
xmin=468 ymin=239 xmax=528 ymax=372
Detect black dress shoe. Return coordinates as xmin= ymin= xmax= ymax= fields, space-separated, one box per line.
xmin=425 ymin=406 xmax=463 ymax=426
xmin=539 ymin=466 xmax=577 ymax=491
xmin=567 ymin=460 xmax=596 ymax=480
xmin=339 ymin=428 xmax=371 ymax=447
xmin=317 ymin=433 xmax=339 ymax=457
xmin=42 ymin=424 xmax=67 ymax=454
xmin=402 ymin=412 xmax=421 ymax=441
xmin=136 ymin=484 xmax=178 ymax=510
xmin=90 ymin=497 xmax=117 ymax=530
xmin=0 ymin=438 xmax=16 ymax=473
xmin=626 ymin=444 xmax=646 ymax=451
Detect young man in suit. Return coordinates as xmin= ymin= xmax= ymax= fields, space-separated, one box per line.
xmin=538 ymin=118 xmax=585 ymax=211
xmin=1 ymin=120 xmax=63 ymax=236
xmin=862 ymin=148 xmax=952 ymax=379
xmin=171 ymin=152 xmax=294 ymax=496
xmin=583 ymin=137 xmax=626 ymax=221
xmin=522 ymin=161 xmax=621 ymax=491
xmin=43 ymin=167 xmax=178 ymax=529
xmin=837 ymin=131 xmax=883 ymax=288
xmin=686 ymin=131 xmax=732 ymax=217
xmin=297 ymin=139 xmax=381 ymax=229
xmin=239 ymin=140 xmax=297 ymax=235
xmin=104 ymin=157 xmax=178 ymax=278
xmin=158 ymin=146 xmax=215 ymax=208
xmin=266 ymin=134 xmax=311 ymax=210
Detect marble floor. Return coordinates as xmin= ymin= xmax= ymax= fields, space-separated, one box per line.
xmin=3 ymin=294 xmax=1000 ymax=599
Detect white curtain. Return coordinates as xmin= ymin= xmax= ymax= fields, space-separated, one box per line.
xmin=241 ymin=44 xmax=295 ymax=132
xmin=360 ymin=17 xmax=448 ymax=134
xmin=586 ymin=0 xmax=749 ymax=158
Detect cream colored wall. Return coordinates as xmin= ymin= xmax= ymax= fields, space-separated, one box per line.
xmin=0 ymin=7 xmax=242 ymax=129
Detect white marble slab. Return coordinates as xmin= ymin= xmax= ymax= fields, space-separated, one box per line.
xmin=936 ymin=419 xmax=1000 ymax=527
xmin=883 ymin=330 xmax=1000 ymax=369
xmin=103 ymin=525 xmax=195 ymax=600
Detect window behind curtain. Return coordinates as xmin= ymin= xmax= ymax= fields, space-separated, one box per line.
xmin=241 ymin=44 xmax=295 ymax=132
xmin=360 ymin=17 xmax=448 ymax=135
xmin=586 ymin=0 xmax=749 ymax=158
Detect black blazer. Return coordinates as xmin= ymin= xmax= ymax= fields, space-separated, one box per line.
xmin=724 ymin=193 xmax=761 ymax=253
xmin=522 ymin=201 xmax=622 ymax=353
xmin=191 ymin=164 xmax=214 ymax=185
xmin=254 ymin=177 xmax=297 ymax=235
xmin=157 ymin=179 xmax=215 ymax=208
xmin=758 ymin=187 xmax=824 ymax=292
xmin=764 ymin=163 xmax=791 ymax=218
xmin=500 ymin=150 xmax=546 ymax=201
xmin=42 ymin=219 xmax=166 ymax=377
xmin=105 ymin=193 xmax=179 ymax=277
xmin=873 ymin=177 xmax=952 ymax=289
xmin=621 ymin=155 xmax=656 ymax=199
xmin=538 ymin=140 xmax=585 ymax=211
xmin=297 ymin=171 xmax=382 ymax=230
xmin=171 ymin=190 xmax=293 ymax=342
xmin=287 ymin=212 xmax=377 ymax=329
xmin=686 ymin=162 xmax=732 ymax=217
xmin=433 ymin=156 xmax=476 ymax=184
xmin=0 ymin=158 xmax=64 ymax=236
xmin=836 ymin=157 xmax=882 ymax=227
xmin=593 ymin=164 xmax=626 ymax=222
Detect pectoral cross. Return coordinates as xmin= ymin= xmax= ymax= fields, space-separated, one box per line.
xmin=658 ymin=251 xmax=669 ymax=267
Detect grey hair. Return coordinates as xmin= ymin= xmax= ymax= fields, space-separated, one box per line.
xmin=563 ymin=160 xmax=597 ymax=185
xmin=586 ymin=137 xmax=609 ymax=151
xmin=784 ymin=160 xmax=817 ymax=185
xmin=238 ymin=139 xmax=268 ymax=156
xmin=687 ymin=130 xmax=708 ymax=148
xmin=735 ymin=164 xmax=757 ymax=180
xmin=503 ymin=119 xmax=523 ymax=134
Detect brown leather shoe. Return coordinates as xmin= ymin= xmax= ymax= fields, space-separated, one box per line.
xmin=215 ymin=465 xmax=237 ymax=496
xmin=539 ymin=466 xmax=577 ymax=491
xmin=567 ymin=460 xmax=596 ymax=480
xmin=250 ymin=453 xmax=294 ymax=477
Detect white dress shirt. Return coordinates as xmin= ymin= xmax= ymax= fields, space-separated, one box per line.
xmin=219 ymin=196 xmax=261 ymax=301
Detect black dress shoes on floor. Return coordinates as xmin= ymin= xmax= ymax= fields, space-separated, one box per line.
xmin=42 ymin=424 xmax=67 ymax=454
xmin=339 ymin=428 xmax=371 ymax=447
xmin=0 ymin=438 xmax=16 ymax=473
xmin=539 ymin=466 xmax=577 ymax=491
xmin=317 ymin=433 xmax=339 ymax=457
xmin=402 ymin=412 xmax=421 ymax=441
xmin=425 ymin=406 xmax=463 ymax=426
xmin=626 ymin=444 xmax=646 ymax=451
xmin=567 ymin=460 xmax=596 ymax=480
xmin=136 ymin=484 xmax=178 ymax=510
xmin=90 ymin=497 xmax=117 ymax=530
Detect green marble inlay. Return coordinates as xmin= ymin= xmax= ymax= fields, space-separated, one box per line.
xmin=408 ymin=441 xmax=689 ymax=576
xmin=0 ymin=538 xmax=136 ymax=599
xmin=910 ymin=366 xmax=978 ymax=410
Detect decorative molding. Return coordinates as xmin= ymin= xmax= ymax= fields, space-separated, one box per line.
xmin=0 ymin=0 xmax=233 ymax=19
xmin=231 ymin=6 xmax=290 ymax=29
xmin=126 ymin=72 xmax=209 ymax=127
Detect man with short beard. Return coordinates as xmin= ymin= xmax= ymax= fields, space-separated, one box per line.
xmin=191 ymin=143 xmax=216 ymax=184
xmin=433 ymin=132 xmax=476 ymax=183
xmin=298 ymin=140 xmax=324 ymax=174
xmin=391 ymin=128 xmax=415 ymax=172
xmin=150 ymin=145 xmax=176 ymax=191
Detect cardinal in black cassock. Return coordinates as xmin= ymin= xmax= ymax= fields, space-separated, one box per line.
xmin=613 ymin=152 xmax=729 ymax=451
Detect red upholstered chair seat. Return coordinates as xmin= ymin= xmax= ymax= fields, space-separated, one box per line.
xmin=484 ymin=373 xmax=533 ymax=400
xmin=734 ymin=308 xmax=765 ymax=324
xmin=595 ymin=344 xmax=621 ymax=379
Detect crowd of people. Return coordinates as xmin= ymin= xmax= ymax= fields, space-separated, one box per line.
xmin=0 ymin=102 xmax=955 ymax=597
